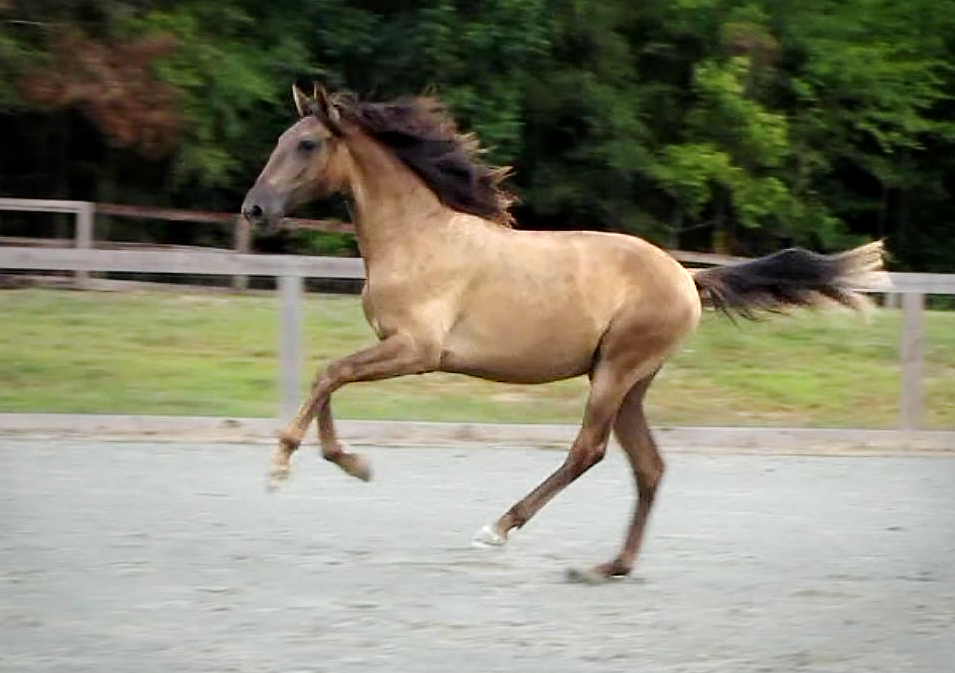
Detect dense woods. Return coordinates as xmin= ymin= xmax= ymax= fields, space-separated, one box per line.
xmin=2 ymin=0 xmax=954 ymax=269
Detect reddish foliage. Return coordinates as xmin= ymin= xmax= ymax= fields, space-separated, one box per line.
xmin=19 ymin=30 xmax=182 ymax=157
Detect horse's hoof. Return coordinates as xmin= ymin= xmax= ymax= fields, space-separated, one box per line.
xmin=471 ymin=524 xmax=507 ymax=548
xmin=565 ymin=566 xmax=618 ymax=585
xmin=266 ymin=463 xmax=291 ymax=492
xmin=565 ymin=563 xmax=634 ymax=585
xmin=340 ymin=453 xmax=372 ymax=482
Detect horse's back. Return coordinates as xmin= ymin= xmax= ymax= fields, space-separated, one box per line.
xmin=510 ymin=228 xmax=700 ymax=315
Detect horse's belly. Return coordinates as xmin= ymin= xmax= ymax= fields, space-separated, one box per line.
xmin=438 ymin=322 xmax=598 ymax=384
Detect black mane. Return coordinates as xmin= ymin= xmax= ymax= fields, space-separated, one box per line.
xmin=342 ymin=96 xmax=516 ymax=226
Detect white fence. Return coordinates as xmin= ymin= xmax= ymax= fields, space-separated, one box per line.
xmin=0 ymin=197 xmax=352 ymax=290
xmin=3 ymin=196 xmax=955 ymax=430
xmin=2 ymin=245 xmax=954 ymax=430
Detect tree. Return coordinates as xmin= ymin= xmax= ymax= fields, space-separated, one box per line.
xmin=777 ymin=0 xmax=955 ymax=265
xmin=2 ymin=0 xmax=955 ymax=269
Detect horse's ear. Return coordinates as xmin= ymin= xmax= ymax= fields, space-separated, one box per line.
xmin=312 ymin=83 xmax=343 ymax=136
xmin=292 ymin=84 xmax=311 ymax=118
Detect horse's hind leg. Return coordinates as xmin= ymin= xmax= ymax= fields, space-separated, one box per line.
xmin=473 ymin=357 xmax=657 ymax=548
xmin=582 ymin=372 xmax=664 ymax=580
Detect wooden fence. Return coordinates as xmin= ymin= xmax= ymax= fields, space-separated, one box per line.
xmin=0 ymin=197 xmax=351 ymax=291
xmin=0 ymin=198 xmax=746 ymax=291
xmin=1 ymin=244 xmax=954 ymax=430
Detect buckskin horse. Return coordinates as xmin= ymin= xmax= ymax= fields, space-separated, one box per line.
xmin=241 ymin=84 xmax=887 ymax=582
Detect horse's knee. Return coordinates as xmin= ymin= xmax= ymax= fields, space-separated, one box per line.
xmin=568 ymin=441 xmax=607 ymax=473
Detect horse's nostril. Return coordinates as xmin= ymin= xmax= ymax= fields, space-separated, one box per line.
xmin=243 ymin=203 xmax=264 ymax=222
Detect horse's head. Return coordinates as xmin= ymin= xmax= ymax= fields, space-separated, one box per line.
xmin=241 ymin=84 xmax=350 ymax=229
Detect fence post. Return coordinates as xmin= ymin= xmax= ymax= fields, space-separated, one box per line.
xmin=74 ymin=202 xmax=94 ymax=289
xmin=900 ymin=292 xmax=924 ymax=430
xmin=278 ymin=274 xmax=303 ymax=419
xmin=232 ymin=214 xmax=251 ymax=291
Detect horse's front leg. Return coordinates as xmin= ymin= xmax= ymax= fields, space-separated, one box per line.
xmin=270 ymin=333 xmax=438 ymax=488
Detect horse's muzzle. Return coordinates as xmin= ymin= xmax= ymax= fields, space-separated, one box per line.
xmin=241 ymin=186 xmax=284 ymax=229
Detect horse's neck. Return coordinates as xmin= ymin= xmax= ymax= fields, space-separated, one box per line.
xmin=344 ymin=133 xmax=450 ymax=269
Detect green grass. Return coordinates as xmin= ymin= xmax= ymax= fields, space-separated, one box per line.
xmin=1 ymin=288 xmax=953 ymax=428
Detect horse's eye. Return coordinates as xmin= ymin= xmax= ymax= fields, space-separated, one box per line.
xmin=297 ymin=138 xmax=318 ymax=152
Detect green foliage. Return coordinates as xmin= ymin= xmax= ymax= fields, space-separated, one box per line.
xmin=316 ymin=0 xmax=552 ymax=165
xmin=1 ymin=0 xmax=955 ymax=267
xmin=516 ymin=0 xmax=656 ymax=229
xmin=652 ymin=57 xmax=799 ymax=234
xmin=290 ymin=230 xmax=357 ymax=257
xmin=124 ymin=2 xmax=308 ymax=187
xmin=0 ymin=27 xmax=30 ymax=109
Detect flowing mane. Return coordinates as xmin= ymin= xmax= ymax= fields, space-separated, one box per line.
xmin=339 ymin=94 xmax=516 ymax=226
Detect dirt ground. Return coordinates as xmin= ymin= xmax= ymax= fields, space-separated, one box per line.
xmin=1 ymin=440 xmax=952 ymax=672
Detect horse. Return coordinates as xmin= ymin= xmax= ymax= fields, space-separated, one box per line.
xmin=241 ymin=84 xmax=887 ymax=582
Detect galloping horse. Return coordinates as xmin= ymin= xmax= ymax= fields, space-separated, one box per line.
xmin=242 ymin=84 xmax=886 ymax=581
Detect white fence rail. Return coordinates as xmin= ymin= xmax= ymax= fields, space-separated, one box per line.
xmin=0 ymin=197 xmax=357 ymax=290
xmin=0 ymin=198 xmax=94 ymax=288
xmin=1 ymin=246 xmax=365 ymax=278
xmin=2 ymin=246 xmax=953 ymax=429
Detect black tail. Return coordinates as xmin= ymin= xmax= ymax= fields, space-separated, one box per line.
xmin=692 ymin=241 xmax=888 ymax=321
